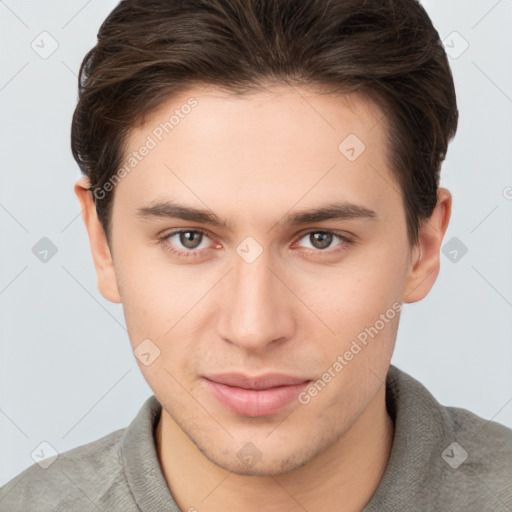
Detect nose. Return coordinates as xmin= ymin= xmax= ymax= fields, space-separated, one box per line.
xmin=216 ymin=246 xmax=296 ymax=354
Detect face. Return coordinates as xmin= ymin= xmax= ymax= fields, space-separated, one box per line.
xmin=88 ymin=84 xmax=427 ymax=475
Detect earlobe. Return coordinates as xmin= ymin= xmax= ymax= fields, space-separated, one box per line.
xmin=74 ymin=177 xmax=122 ymax=304
xmin=403 ymin=188 xmax=452 ymax=304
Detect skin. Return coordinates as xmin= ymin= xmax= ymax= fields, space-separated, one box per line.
xmin=75 ymin=83 xmax=451 ymax=511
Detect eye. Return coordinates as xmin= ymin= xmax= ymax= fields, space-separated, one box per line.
xmin=169 ymin=230 xmax=208 ymax=250
xmin=159 ymin=229 xmax=216 ymax=258
xmin=294 ymin=231 xmax=353 ymax=253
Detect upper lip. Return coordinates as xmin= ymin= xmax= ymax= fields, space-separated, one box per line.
xmin=204 ymin=373 xmax=310 ymax=390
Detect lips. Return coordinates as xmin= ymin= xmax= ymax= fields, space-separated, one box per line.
xmin=203 ymin=373 xmax=311 ymax=417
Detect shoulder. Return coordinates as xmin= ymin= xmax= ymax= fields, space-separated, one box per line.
xmin=425 ymin=404 xmax=512 ymax=510
xmin=443 ymin=404 xmax=512 ymax=495
xmin=0 ymin=428 xmax=137 ymax=512
xmin=385 ymin=365 xmax=512 ymax=510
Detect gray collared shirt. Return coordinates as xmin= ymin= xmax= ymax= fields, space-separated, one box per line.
xmin=1 ymin=364 xmax=511 ymax=511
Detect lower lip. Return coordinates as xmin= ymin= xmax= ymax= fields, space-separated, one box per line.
xmin=203 ymin=379 xmax=310 ymax=417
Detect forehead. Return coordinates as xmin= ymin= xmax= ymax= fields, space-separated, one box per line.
xmin=143 ymin=82 xmax=385 ymax=138
xmin=115 ymin=83 xmax=398 ymax=227
xmin=128 ymin=82 xmax=387 ymax=153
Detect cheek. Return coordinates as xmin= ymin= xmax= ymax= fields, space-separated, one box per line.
xmin=303 ymin=246 xmax=407 ymax=337
xmin=116 ymin=261 xmax=201 ymax=392
xmin=115 ymin=254 xmax=216 ymax=377
xmin=113 ymin=249 xmax=182 ymax=343
xmin=305 ymin=251 xmax=405 ymax=409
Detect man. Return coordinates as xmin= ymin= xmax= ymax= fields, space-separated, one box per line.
xmin=1 ymin=0 xmax=511 ymax=510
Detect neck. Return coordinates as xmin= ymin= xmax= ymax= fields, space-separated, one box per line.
xmin=156 ymin=382 xmax=394 ymax=512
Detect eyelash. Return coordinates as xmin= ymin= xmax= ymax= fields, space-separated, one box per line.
xmin=158 ymin=228 xmax=354 ymax=259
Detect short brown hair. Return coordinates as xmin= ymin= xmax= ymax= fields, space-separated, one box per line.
xmin=71 ymin=0 xmax=458 ymax=246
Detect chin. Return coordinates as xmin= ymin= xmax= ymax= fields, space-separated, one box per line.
xmin=200 ymin=441 xmax=321 ymax=477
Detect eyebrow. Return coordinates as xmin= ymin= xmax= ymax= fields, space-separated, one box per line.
xmin=136 ymin=199 xmax=377 ymax=230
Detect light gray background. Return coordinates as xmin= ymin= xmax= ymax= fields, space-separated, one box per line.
xmin=1 ymin=0 xmax=511 ymax=487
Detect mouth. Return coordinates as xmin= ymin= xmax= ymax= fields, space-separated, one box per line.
xmin=202 ymin=373 xmax=311 ymax=417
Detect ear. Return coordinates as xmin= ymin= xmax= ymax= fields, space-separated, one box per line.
xmin=74 ymin=177 xmax=121 ymax=304
xmin=403 ymin=187 xmax=452 ymax=304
